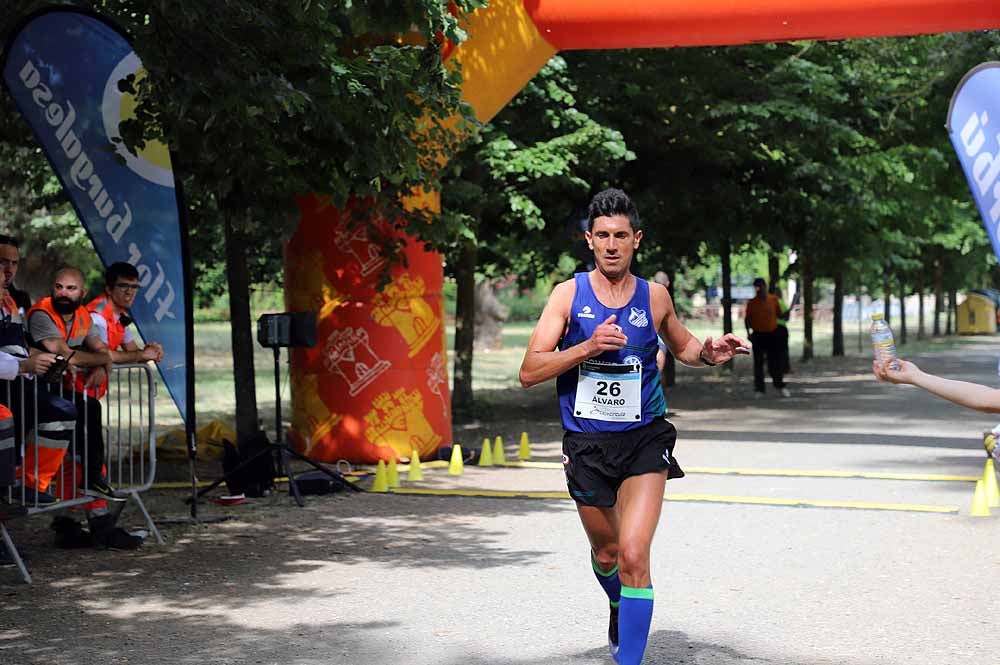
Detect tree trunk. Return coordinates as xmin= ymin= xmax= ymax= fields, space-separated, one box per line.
xmin=832 ymin=271 xmax=844 ymax=356
xmin=768 ymin=253 xmax=780 ymax=293
xmin=898 ymin=274 xmax=907 ymax=345
xmin=452 ymin=240 xmax=477 ymax=411
xmin=474 ymin=280 xmax=509 ymax=351
xmin=720 ymin=237 xmax=733 ymax=371
xmin=223 ymin=209 xmax=259 ymax=446
xmin=802 ymin=252 xmax=814 ymax=361
xmin=946 ymin=289 xmax=953 ymax=335
xmin=663 ymin=269 xmax=676 ymax=388
xmin=917 ymin=273 xmax=925 ymax=340
xmin=883 ymin=271 xmax=891 ymax=324
xmin=933 ymin=259 xmax=943 ymax=335
xmin=950 ymin=289 xmax=958 ymax=334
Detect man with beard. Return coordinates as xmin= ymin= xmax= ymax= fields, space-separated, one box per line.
xmin=519 ymin=189 xmax=750 ymax=664
xmin=27 ymin=266 xmax=116 ymax=501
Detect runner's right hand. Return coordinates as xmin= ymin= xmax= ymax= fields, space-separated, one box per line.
xmin=588 ymin=314 xmax=628 ymax=355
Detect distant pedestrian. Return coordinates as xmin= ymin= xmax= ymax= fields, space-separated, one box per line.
xmin=745 ymin=277 xmax=790 ymax=397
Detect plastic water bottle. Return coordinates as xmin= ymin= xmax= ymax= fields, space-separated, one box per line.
xmin=870 ymin=313 xmax=899 ymax=370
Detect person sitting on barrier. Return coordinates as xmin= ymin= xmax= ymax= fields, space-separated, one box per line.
xmin=86 ymin=263 xmax=163 ymax=384
xmin=0 ymin=236 xmax=75 ymax=507
xmin=27 ymin=266 xmax=118 ymax=501
xmin=0 ymin=349 xmax=59 ymax=518
xmin=873 ymin=357 xmax=1000 ymax=412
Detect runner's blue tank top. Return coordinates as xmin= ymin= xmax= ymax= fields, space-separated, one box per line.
xmin=557 ymin=273 xmax=666 ymax=433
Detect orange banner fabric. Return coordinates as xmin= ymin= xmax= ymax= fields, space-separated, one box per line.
xmin=285 ymin=195 xmax=452 ymax=464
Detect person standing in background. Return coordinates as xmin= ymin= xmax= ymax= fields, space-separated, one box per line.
xmin=745 ymin=277 xmax=790 ymax=397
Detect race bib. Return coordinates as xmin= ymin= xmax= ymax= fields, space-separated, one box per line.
xmin=574 ymin=360 xmax=642 ymax=422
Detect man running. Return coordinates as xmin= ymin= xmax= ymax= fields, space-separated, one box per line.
xmin=519 ymin=188 xmax=749 ymax=664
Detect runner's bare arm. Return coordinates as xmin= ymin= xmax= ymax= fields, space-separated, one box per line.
xmin=653 ymin=283 xmax=749 ymax=366
xmin=519 ymin=281 xmax=627 ymax=388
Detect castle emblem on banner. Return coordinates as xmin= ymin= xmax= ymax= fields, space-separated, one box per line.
xmin=371 ymin=274 xmax=438 ymax=358
xmin=322 ymin=326 xmax=391 ymax=396
xmin=290 ymin=373 xmax=343 ymax=454
xmin=364 ymin=387 xmax=442 ymax=457
xmin=334 ymin=220 xmax=387 ymax=277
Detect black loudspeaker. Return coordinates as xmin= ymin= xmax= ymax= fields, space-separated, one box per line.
xmin=256 ymin=312 xmax=317 ymax=349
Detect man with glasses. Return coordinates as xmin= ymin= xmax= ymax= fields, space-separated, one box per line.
xmin=85 ymin=262 xmax=163 ymax=382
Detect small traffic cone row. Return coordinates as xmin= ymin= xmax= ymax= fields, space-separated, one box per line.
xmin=408 ymin=448 xmax=424 ymax=481
xmin=372 ymin=459 xmax=389 ymax=493
xmin=478 ymin=438 xmax=494 ymax=466
xmin=518 ymin=431 xmax=531 ymax=461
xmin=387 ymin=457 xmax=400 ymax=489
xmin=493 ymin=435 xmax=507 ymax=465
xmin=449 ymin=444 xmax=464 ymax=475
xmin=982 ymin=458 xmax=1000 ymax=508
xmin=970 ymin=478 xmax=991 ymax=517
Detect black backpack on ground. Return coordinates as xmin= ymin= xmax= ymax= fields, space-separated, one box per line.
xmin=221 ymin=430 xmax=276 ymax=498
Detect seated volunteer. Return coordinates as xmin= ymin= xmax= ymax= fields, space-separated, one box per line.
xmin=0 ymin=349 xmax=58 ymax=517
xmin=86 ymin=262 xmax=164 ymax=385
xmin=27 ymin=266 xmax=117 ymax=501
xmin=0 ymin=235 xmax=76 ymax=506
xmin=519 ymin=188 xmax=749 ymax=665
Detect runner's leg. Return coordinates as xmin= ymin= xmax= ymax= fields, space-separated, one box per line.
xmin=614 ymin=471 xmax=667 ymax=665
xmin=578 ymin=504 xmax=622 ymax=658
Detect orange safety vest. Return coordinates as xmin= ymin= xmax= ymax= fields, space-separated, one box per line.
xmin=86 ymin=296 xmax=127 ymax=351
xmin=80 ymin=295 xmax=127 ymax=398
xmin=0 ymin=403 xmax=12 ymax=485
xmin=0 ymin=293 xmax=28 ymax=357
xmin=28 ymin=297 xmax=94 ymax=395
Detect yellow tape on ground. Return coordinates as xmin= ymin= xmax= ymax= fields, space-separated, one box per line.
xmin=388 ymin=487 xmax=959 ymax=514
xmin=495 ymin=461 xmax=978 ymax=482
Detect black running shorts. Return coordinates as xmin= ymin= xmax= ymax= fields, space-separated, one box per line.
xmin=562 ymin=418 xmax=684 ymax=507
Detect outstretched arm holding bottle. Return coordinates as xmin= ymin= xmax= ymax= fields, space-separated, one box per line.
xmin=873 ymin=358 xmax=1000 ymax=414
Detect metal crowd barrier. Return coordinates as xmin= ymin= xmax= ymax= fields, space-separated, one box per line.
xmin=1 ymin=363 xmax=163 ymax=583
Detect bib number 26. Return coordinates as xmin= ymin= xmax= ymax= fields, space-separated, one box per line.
xmin=595 ymin=381 xmax=622 ymax=397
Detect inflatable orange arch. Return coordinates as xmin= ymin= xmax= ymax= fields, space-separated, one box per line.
xmin=288 ymin=0 xmax=1000 ymax=464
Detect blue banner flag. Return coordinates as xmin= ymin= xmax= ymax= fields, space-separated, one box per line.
xmin=2 ymin=9 xmax=191 ymax=424
xmin=947 ymin=62 xmax=1000 ymax=263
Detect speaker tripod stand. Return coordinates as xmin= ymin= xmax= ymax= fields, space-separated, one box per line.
xmin=195 ymin=344 xmax=358 ymax=507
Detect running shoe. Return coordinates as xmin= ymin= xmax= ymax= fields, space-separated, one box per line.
xmin=608 ymin=603 xmax=620 ymax=662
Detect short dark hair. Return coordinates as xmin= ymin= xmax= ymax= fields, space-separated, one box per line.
xmin=0 ymin=235 xmax=21 ymax=249
xmin=753 ymin=277 xmax=767 ymax=288
xmin=587 ymin=188 xmax=640 ymax=232
xmin=105 ymin=262 xmax=139 ymax=287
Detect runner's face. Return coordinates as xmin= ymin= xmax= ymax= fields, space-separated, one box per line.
xmin=587 ymin=215 xmax=641 ymax=278
xmin=0 ymin=244 xmax=18 ymax=290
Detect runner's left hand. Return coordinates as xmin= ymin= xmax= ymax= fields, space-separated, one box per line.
xmin=701 ymin=333 xmax=751 ymax=364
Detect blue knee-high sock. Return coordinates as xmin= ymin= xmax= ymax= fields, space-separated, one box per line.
xmin=591 ymin=554 xmax=621 ymax=606
xmin=618 ymin=585 xmax=653 ymax=665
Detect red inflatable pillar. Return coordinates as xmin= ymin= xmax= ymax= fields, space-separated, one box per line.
xmin=285 ymin=194 xmax=452 ymax=464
